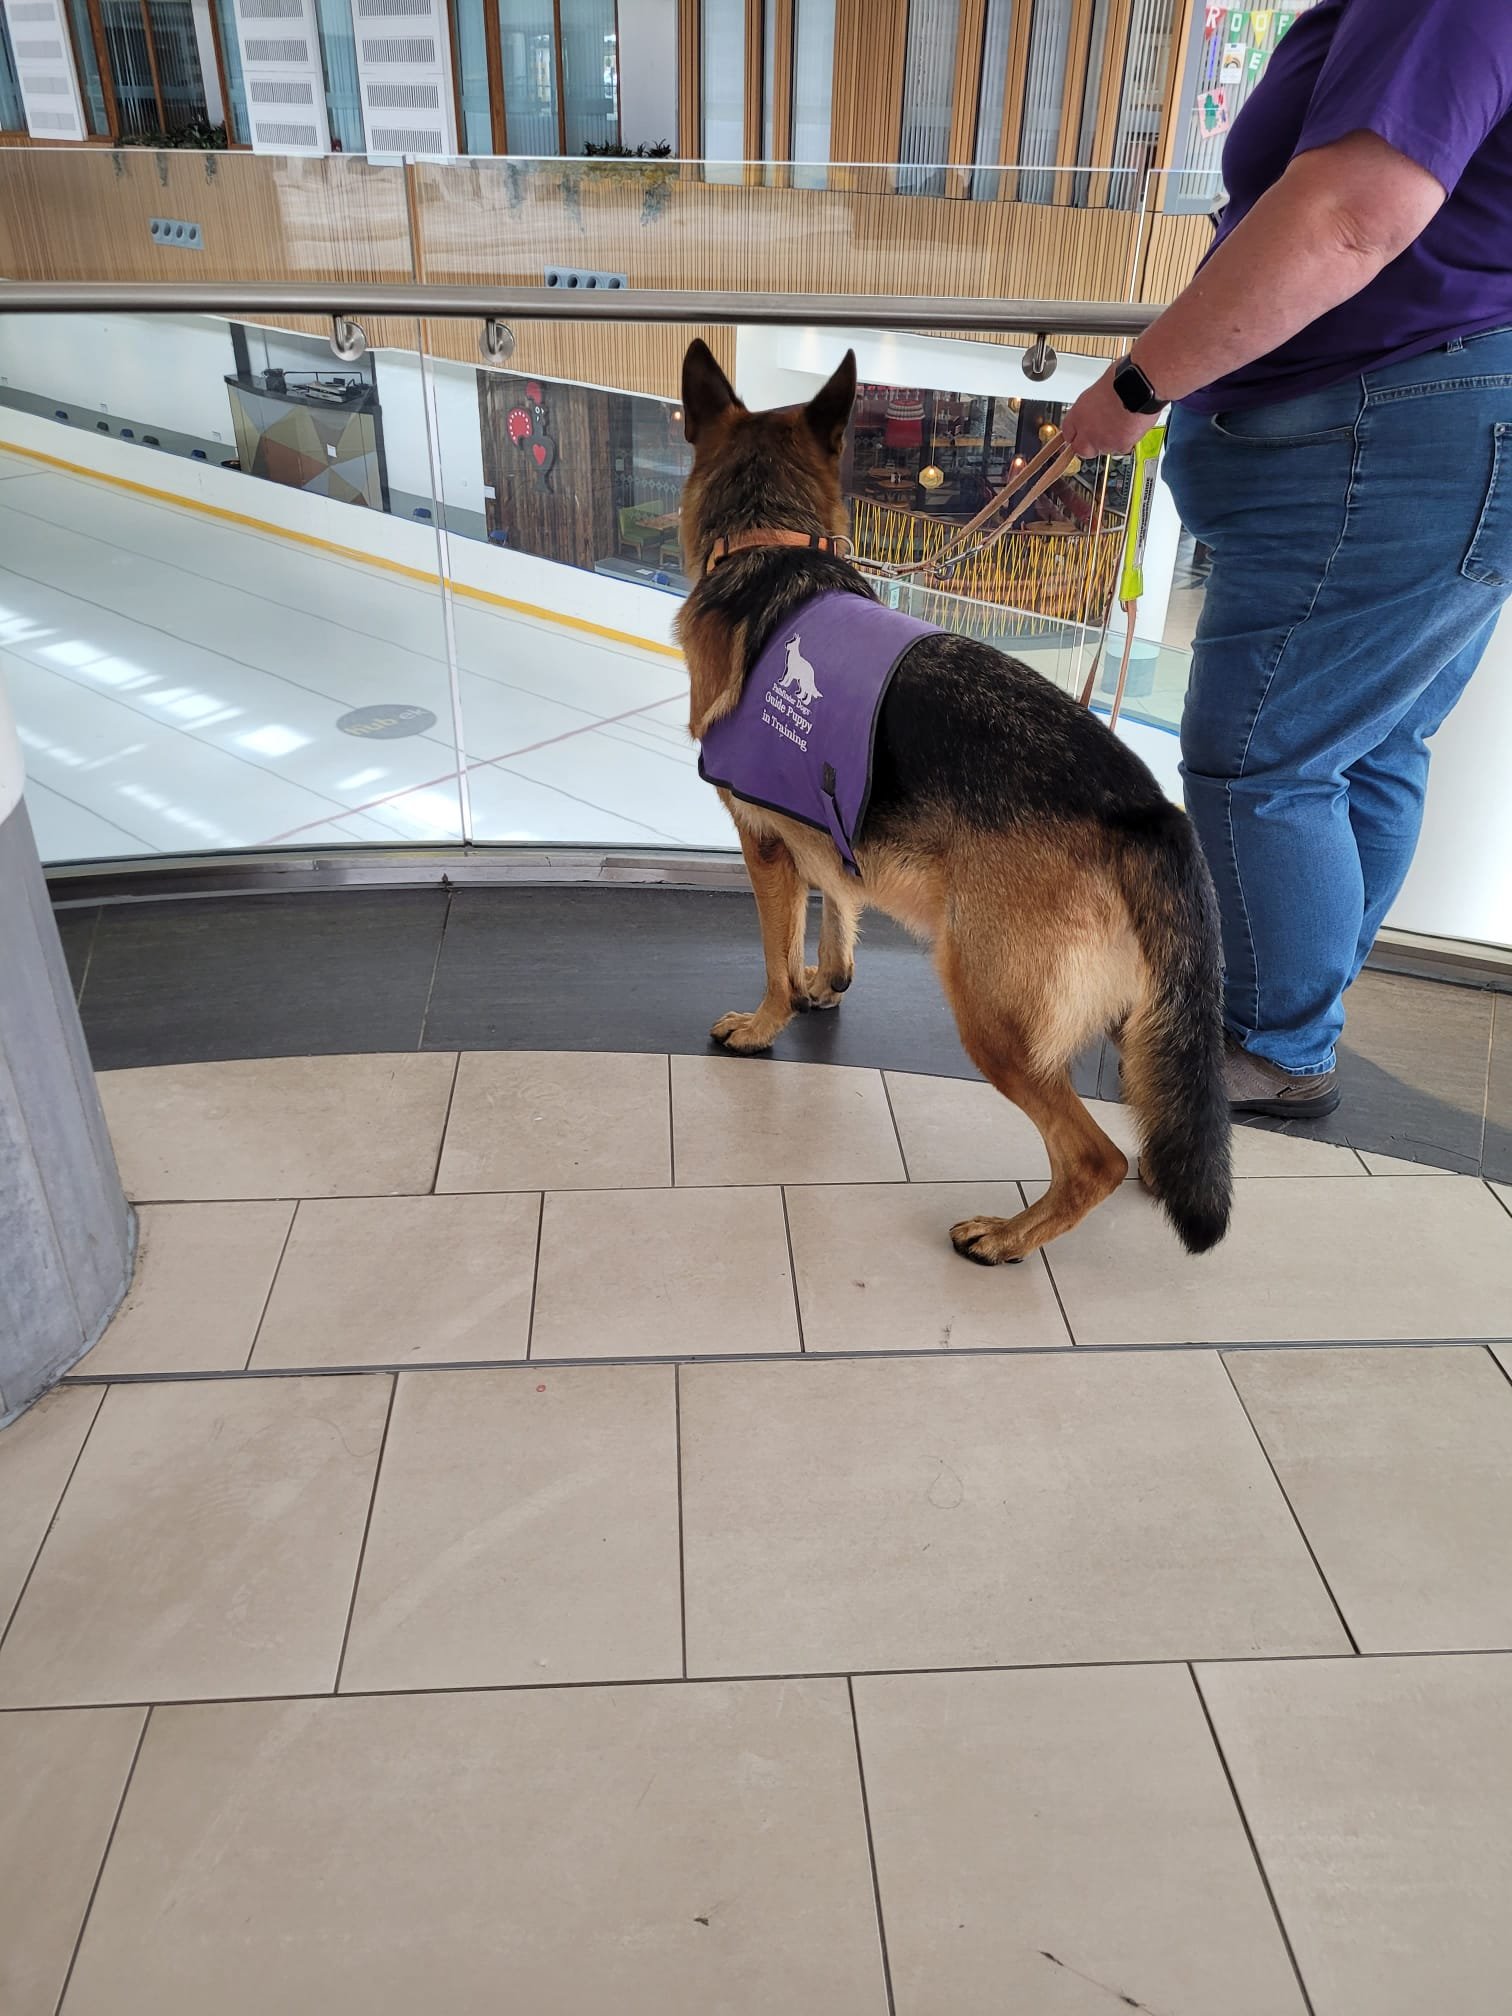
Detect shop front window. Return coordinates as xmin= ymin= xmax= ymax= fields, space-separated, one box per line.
xmin=213 ymin=0 xmax=248 ymax=142
xmin=315 ymin=0 xmax=364 ymax=151
xmin=1 ymin=6 xmax=26 ymax=132
xmin=560 ymin=0 xmax=616 ymax=152
xmin=500 ymin=0 xmax=558 ymax=153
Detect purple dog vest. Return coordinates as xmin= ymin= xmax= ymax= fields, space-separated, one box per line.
xmin=697 ymin=591 xmax=940 ymax=876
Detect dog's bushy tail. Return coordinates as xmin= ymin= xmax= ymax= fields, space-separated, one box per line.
xmin=1111 ymin=803 xmax=1232 ymax=1254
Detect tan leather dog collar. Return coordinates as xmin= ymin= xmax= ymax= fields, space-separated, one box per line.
xmin=705 ymin=529 xmax=853 ymax=574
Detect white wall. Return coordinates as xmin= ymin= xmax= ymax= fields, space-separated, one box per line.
xmin=617 ymin=0 xmax=680 ymax=149
xmin=371 ymin=350 xmax=487 ymax=516
xmin=733 ymin=322 xmax=1113 ymax=411
xmin=0 ymin=314 xmax=241 ymax=447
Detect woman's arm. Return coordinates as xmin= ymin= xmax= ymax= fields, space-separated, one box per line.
xmin=1060 ymin=131 xmax=1447 ymax=460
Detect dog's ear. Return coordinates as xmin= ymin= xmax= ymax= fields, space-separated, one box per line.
xmin=803 ymin=350 xmax=857 ymax=455
xmin=682 ymin=340 xmax=743 ymax=444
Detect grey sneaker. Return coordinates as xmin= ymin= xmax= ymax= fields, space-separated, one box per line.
xmin=1225 ymin=1036 xmax=1341 ymax=1119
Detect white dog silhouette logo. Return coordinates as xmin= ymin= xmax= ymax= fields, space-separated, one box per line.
xmin=778 ymin=634 xmax=822 ymax=704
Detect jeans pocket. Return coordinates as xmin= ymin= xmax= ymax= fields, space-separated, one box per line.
xmin=1209 ymin=386 xmax=1357 ymax=447
xmin=1462 ymin=423 xmax=1512 ymax=588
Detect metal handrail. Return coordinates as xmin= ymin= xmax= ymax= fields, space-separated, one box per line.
xmin=0 ymin=281 xmax=1157 ymax=337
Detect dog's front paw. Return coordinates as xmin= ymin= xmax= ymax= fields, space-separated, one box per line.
xmin=800 ymin=964 xmax=850 ymax=1010
xmin=949 ymin=1215 xmax=1028 ymax=1266
xmin=711 ymin=1009 xmax=779 ymax=1054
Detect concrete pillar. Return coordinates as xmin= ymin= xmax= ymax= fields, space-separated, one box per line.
xmin=0 ymin=679 xmax=134 ymax=1426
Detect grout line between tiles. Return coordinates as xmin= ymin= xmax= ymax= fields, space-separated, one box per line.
xmin=778 ymin=1188 xmax=808 ymax=1354
xmin=1486 ymin=1342 xmax=1512 ymax=1393
xmin=415 ymin=886 xmax=454 ymax=1052
xmin=332 ymin=1376 xmax=399 ymax=1695
xmin=243 ymin=1201 xmax=300 ymax=1373
xmin=0 ymin=1385 xmax=108 ymax=1661
xmin=674 ymin=1364 xmax=688 ymax=1681
xmin=54 ymin=1330 xmax=1512 ymax=1388
xmin=847 ymin=1677 xmax=898 ymax=2016
xmin=879 ymin=1073 xmax=911 ymax=1182
xmin=51 ymin=1702 xmax=153 ymax=2016
xmin=1486 ymin=1178 xmax=1512 ymax=1224
xmin=1188 ymin=1665 xmax=1318 ymax=2016
xmin=666 ymin=1053 xmax=676 ymax=1187
xmin=427 ymin=1051 xmax=463 ymax=1195
xmin=523 ymin=1193 xmax=546 ymax=1363
xmin=4 ymin=1644 xmax=1511 ymax=1717
xmin=1017 ymin=1180 xmax=1079 ymax=1346
xmin=1218 ymin=1355 xmax=1360 ymax=1656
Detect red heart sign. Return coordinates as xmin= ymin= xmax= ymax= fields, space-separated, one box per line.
xmin=531 ymin=443 xmax=547 ymax=466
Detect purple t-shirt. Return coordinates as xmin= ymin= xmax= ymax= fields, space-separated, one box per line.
xmin=1185 ymin=0 xmax=1512 ymax=414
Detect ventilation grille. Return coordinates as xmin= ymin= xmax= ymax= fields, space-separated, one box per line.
xmin=356 ymin=0 xmax=426 ymax=14
xmin=369 ymin=125 xmax=443 ymax=153
xmin=250 ymin=78 xmax=315 ymax=102
xmin=244 ymin=35 xmax=310 ymax=60
xmin=15 ymin=37 xmax=63 ymax=58
xmin=8 ymin=4 xmax=57 ymax=22
xmin=27 ymin=70 xmax=70 ymax=93
xmin=251 ymin=119 xmax=320 ymax=146
xmin=368 ymin=81 xmax=439 ymax=107
xmin=240 ymin=0 xmax=302 ymax=13
xmin=360 ymin=35 xmax=435 ymax=61
xmin=27 ymin=106 xmax=76 ymax=130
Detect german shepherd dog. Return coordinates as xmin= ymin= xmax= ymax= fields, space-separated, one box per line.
xmin=676 ymin=340 xmax=1231 ymax=1261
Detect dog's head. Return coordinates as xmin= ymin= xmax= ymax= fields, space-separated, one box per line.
xmin=678 ymin=340 xmax=857 ymax=578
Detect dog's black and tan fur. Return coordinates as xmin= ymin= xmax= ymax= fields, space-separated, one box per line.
xmin=677 ymin=339 xmax=1231 ymax=1260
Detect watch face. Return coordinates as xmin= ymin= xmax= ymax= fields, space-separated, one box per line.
xmin=1115 ymin=360 xmax=1157 ymax=414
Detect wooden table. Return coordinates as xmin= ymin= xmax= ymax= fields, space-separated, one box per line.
xmin=641 ymin=512 xmax=680 ymax=532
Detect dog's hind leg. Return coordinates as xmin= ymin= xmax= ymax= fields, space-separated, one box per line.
xmin=936 ymin=928 xmax=1129 ymax=1262
xmin=712 ymin=827 xmax=808 ymax=1053
xmin=804 ymin=890 xmax=859 ymax=1008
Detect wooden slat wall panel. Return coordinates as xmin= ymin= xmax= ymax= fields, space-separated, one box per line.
xmin=0 ymin=150 xmax=1213 ymax=398
xmin=830 ymin=0 xmax=906 ymax=173
xmin=770 ymin=0 xmax=794 ymax=165
xmin=677 ymin=0 xmax=699 ymax=160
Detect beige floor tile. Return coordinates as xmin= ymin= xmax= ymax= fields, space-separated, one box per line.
xmin=681 ymin=1354 xmax=1346 ymax=1676
xmin=437 ymin=1051 xmax=670 ymax=1192
xmin=855 ymin=1665 xmax=1306 ymax=2016
xmin=884 ymin=1074 xmax=1363 ymax=1182
xmin=1198 ymin=1654 xmax=1512 ymax=2016
xmin=1039 ymin=1174 xmax=1512 ymax=1345
xmin=86 ymin=1202 xmax=294 ymax=1376
xmin=250 ymin=1193 xmax=539 ymax=1370
xmin=786 ymin=1183 xmax=1069 ymax=1351
xmin=1496 ymin=1342 xmax=1512 ymax=1380
xmin=1224 ymin=1122 xmax=1367 ymax=1177
xmin=99 ymin=1053 xmax=457 ymax=1201
xmin=531 ymin=1186 xmax=799 ymax=1359
xmin=0 ymin=1376 xmax=389 ymax=1706
xmin=672 ymin=1056 xmax=904 ymax=1186
xmin=1359 ymin=1150 xmax=1455 ymax=1174
xmin=884 ymin=1071 xmax=1053 ymax=1181
xmin=0 ymin=1387 xmax=103 ymax=1631
xmin=1225 ymin=1347 xmax=1512 ymax=1652
xmin=340 ymin=1366 xmax=681 ymax=1691
xmin=64 ymin=1683 xmax=888 ymax=2016
xmin=0 ymin=1706 xmax=145 ymax=2016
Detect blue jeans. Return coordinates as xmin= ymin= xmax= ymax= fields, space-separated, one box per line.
xmin=1164 ymin=331 xmax=1512 ymax=1074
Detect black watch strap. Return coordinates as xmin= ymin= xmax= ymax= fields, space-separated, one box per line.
xmin=1112 ymin=354 xmax=1165 ymax=416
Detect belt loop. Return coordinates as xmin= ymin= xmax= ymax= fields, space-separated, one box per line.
xmin=1446 ymin=337 xmax=1465 ymax=354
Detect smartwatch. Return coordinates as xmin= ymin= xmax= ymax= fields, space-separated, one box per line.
xmin=1112 ymin=354 xmax=1166 ymax=416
